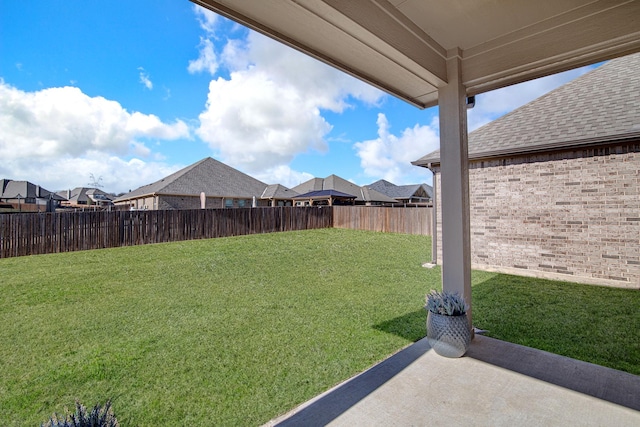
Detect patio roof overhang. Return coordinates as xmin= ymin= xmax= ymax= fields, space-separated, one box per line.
xmin=191 ymin=0 xmax=640 ymax=109
xmin=189 ymin=0 xmax=640 ymax=326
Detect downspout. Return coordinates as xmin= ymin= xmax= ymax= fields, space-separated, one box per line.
xmin=431 ymin=168 xmax=438 ymax=265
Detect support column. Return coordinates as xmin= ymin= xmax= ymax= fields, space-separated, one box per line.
xmin=438 ymin=49 xmax=472 ymax=326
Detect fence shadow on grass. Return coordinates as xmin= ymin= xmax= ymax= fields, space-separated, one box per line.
xmin=373 ymin=309 xmax=426 ymax=342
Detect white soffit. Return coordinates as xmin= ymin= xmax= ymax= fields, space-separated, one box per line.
xmin=191 ymin=0 xmax=640 ymax=108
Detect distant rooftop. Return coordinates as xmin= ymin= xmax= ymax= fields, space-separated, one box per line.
xmin=292 ymin=175 xmax=397 ymax=203
xmin=115 ymin=157 xmax=270 ymax=202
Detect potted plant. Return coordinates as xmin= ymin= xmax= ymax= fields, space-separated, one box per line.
xmin=425 ymin=290 xmax=472 ymax=358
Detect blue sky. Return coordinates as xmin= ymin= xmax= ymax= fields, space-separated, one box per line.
xmin=0 ymin=0 xmax=595 ymax=194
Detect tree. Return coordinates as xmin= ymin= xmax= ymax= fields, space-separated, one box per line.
xmin=88 ymin=174 xmax=104 ymax=188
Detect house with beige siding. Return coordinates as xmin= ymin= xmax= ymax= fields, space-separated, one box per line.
xmin=0 ymin=179 xmax=63 ymax=212
xmin=260 ymin=184 xmax=298 ymax=206
xmin=57 ymin=187 xmax=114 ymax=209
xmin=413 ymin=53 xmax=640 ymax=288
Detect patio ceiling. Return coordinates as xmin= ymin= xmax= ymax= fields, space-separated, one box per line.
xmin=191 ymin=0 xmax=640 ymax=108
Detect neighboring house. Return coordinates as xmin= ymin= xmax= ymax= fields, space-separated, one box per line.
xmin=57 ymin=187 xmax=114 ymax=209
xmin=113 ymin=157 xmax=273 ymax=210
xmin=367 ymin=179 xmax=433 ymax=206
xmin=413 ymin=53 xmax=640 ymax=288
xmin=291 ymin=175 xmax=397 ymax=206
xmin=292 ymin=189 xmax=357 ymax=206
xmin=0 ymin=179 xmax=63 ymax=212
xmin=260 ymin=184 xmax=298 ymax=206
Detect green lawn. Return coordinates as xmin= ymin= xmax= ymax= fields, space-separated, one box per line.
xmin=1 ymin=229 xmax=638 ymax=426
xmin=472 ymin=271 xmax=640 ymax=375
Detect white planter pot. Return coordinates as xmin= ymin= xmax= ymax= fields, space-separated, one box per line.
xmin=426 ymin=312 xmax=472 ymax=358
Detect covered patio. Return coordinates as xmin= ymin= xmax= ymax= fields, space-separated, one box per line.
xmin=267 ymin=335 xmax=640 ymax=426
xmin=191 ymin=0 xmax=640 ymax=423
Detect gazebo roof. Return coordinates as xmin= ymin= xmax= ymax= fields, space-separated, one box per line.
xmin=292 ymin=189 xmax=356 ymax=200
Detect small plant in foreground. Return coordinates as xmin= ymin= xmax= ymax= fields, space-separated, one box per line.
xmin=40 ymin=400 xmax=118 ymax=427
xmin=425 ymin=290 xmax=468 ymax=316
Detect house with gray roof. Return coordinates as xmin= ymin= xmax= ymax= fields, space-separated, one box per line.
xmin=57 ymin=187 xmax=114 ymax=209
xmin=412 ymin=52 xmax=640 ymax=288
xmin=291 ymin=174 xmax=397 ymax=206
xmin=114 ymin=157 xmax=273 ymax=210
xmin=367 ymin=179 xmax=433 ymax=206
xmin=0 ymin=179 xmax=63 ymax=212
xmin=292 ymin=189 xmax=357 ymax=206
xmin=260 ymin=184 xmax=298 ymax=206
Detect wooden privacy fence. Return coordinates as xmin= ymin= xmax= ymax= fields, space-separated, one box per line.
xmin=0 ymin=207 xmax=332 ymax=258
xmin=0 ymin=206 xmax=431 ymax=258
xmin=333 ymin=206 xmax=432 ymax=235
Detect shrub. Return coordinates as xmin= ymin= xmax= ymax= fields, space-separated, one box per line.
xmin=425 ymin=290 xmax=468 ymax=316
xmin=40 ymin=400 xmax=118 ymax=427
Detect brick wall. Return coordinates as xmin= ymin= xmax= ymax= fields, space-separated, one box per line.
xmin=431 ymin=142 xmax=639 ymax=288
xmin=157 ymin=196 xmax=270 ymax=210
xmin=159 ymin=195 xmax=224 ymax=210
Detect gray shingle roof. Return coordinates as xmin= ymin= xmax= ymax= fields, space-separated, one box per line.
xmin=261 ymin=184 xmax=298 ymax=199
xmin=56 ymin=187 xmax=112 ymax=204
xmin=293 ymin=189 xmax=356 ymax=199
xmin=367 ymin=179 xmax=433 ymax=199
xmin=291 ymin=178 xmax=324 ymax=194
xmin=413 ymin=52 xmax=640 ymax=166
xmin=292 ymin=174 xmax=397 ymax=203
xmin=115 ymin=157 xmax=269 ymax=202
xmin=0 ymin=179 xmax=62 ymax=200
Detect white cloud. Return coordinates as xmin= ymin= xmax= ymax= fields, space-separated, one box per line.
xmin=197 ymin=70 xmax=332 ymax=173
xmin=188 ymin=6 xmax=223 ymax=76
xmin=219 ymin=38 xmax=248 ymax=71
xmin=1 ymin=155 xmax=182 ymax=195
xmin=195 ymin=29 xmax=385 ymax=181
xmin=130 ymin=140 xmax=152 ymax=157
xmin=138 ymin=67 xmax=153 ymax=90
xmin=193 ymin=5 xmax=218 ymax=34
xmin=0 ymin=81 xmax=190 ymax=193
xmin=126 ymin=111 xmax=188 ymax=139
xmin=162 ymin=86 xmax=171 ymax=100
xmin=253 ymin=165 xmax=314 ymax=188
xmin=188 ymin=37 xmax=219 ymax=76
xmin=239 ymin=32 xmax=383 ymax=111
xmin=354 ymin=113 xmax=439 ymax=184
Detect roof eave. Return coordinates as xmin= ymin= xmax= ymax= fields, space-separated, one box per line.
xmin=413 ymin=131 xmax=640 ymax=168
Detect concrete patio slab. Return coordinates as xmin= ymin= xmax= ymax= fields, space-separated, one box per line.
xmin=265 ymin=335 xmax=640 ymax=426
